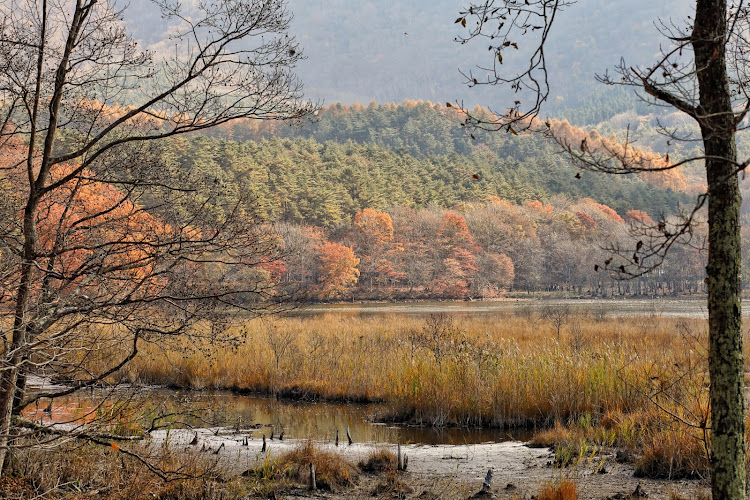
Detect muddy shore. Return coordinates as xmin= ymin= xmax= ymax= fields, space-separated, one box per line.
xmin=150 ymin=428 xmax=708 ymax=499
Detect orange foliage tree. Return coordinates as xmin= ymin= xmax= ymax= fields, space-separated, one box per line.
xmin=0 ymin=0 xmax=315 ymax=473
xmin=354 ymin=208 xmax=394 ymax=243
xmin=32 ymin=164 xmax=169 ymax=297
xmin=578 ymin=198 xmax=624 ymax=224
xmin=316 ymin=241 xmax=360 ymax=300
xmin=547 ymin=119 xmax=692 ymax=193
xmin=431 ymin=212 xmax=480 ymax=298
xmin=437 ymin=211 xmax=479 ymax=251
xmin=575 ymin=211 xmax=598 ymax=232
xmin=624 ymin=209 xmax=655 ymax=226
xmin=525 ymin=200 xmax=554 ymax=213
xmin=432 ymin=247 xmax=479 ymax=298
xmin=353 ymin=208 xmax=395 ymax=290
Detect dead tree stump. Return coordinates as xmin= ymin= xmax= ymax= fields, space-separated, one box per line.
xmin=309 ymin=463 xmax=316 ymax=491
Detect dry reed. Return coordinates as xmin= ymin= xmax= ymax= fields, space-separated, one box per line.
xmin=537 ymin=479 xmax=578 ymax=500
xmin=101 ymin=309 xmax=720 ymax=479
xmin=123 ymin=312 xmax=711 ymax=431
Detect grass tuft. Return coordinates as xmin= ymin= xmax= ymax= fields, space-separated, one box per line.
xmin=537 ymin=479 xmax=578 ymax=500
xmin=358 ymin=448 xmax=398 ymax=473
xmin=277 ymin=440 xmax=359 ymax=490
xmin=370 ymin=474 xmax=414 ymax=497
xmin=635 ymin=429 xmax=708 ymax=479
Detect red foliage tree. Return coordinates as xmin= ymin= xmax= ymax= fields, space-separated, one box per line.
xmin=579 ymin=198 xmax=625 ymax=224
xmin=352 ymin=208 xmax=396 ymax=291
xmin=354 ymin=208 xmax=394 ymax=243
xmin=432 ymin=248 xmax=479 ymax=298
xmin=575 ymin=210 xmax=598 ymax=232
xmin=525 ymin=200 xmax=554 ymax=213
xmin=438 ymin=211 xmax=479 ymax=252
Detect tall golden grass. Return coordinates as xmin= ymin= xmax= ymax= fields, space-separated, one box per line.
xmin=121 ymin=311 xmax=714 ymax=431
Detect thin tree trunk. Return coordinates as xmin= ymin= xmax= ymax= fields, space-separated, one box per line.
xmin=0 ymin=369 xmax=20 ymax=474
xmin=694 ymin=1 xmax=746 ymax=497
xmin=0 ymin=204 xmax=37 ymax=473
xmin=12 ymin=368 xmax=27 ymax=415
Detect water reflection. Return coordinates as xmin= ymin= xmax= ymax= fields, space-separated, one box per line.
xmin=159 ymin=391 xmax=531 ymax=445
xmin=26 ymin=387 xmax=530 ymax=445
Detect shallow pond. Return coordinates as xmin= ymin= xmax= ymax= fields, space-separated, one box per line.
xmin=171 ymin=391 xmax=532 ymax=445
xmin=25 ymin=385 xmax=531 ymax=445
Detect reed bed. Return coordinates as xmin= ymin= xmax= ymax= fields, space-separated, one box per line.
xmin=85 ymin=307 xmax=731 ymax=478
xmin=123 ymin=310 xmax=713 ymax=432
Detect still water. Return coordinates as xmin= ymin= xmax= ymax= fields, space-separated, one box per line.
xmin=295 ymin=297 xmax=714 ymax=319
xmin=26 ymin=387 xmax=530 ymax=445
xmin=161 ymin=391 xmax=530 ymax=445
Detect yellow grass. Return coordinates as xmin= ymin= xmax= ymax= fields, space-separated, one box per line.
xmin=123 ymin=312 xmax=711 ymax=430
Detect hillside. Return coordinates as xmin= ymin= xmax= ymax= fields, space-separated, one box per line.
xmin=196 ymin=101 xmax=692 ymax=226
xmin=157 ymin=101 xmax=707 ymax=298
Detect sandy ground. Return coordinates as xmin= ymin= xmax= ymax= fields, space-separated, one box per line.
xmin=149 ymin=428 xmax=710 ymax=499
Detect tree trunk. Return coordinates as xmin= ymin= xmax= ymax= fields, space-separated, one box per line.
xmin=12 ymin=368 xmax=27 ymax=415
xmin=0 ymin=204 xmax=37 ymax=473
xmin=0 ymin=369 xmax=19 ymax=474
xmin=694 ymin=1 xmax=746 ymax=498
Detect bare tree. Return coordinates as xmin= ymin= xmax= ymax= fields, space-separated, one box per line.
xmin=413 ymin=313 xmax=465 ymax=371
xmin=0 ymin=0 xmax=315 ymax=474
xmin=455 ymin=1 xmax=746 ymax=497
xmin=541 ymin=303 xmax=570 ymax=341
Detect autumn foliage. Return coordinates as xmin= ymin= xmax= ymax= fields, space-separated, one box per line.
xmin=624 ymin=209 xmax=655 ymax=226
xmin=35 ymin=165 xmax=170 ymax=298
xmin=547 ymin=119 xmax=693 ymax=193
xmin=274 ymin=190 xmax=707 ymax=301
xmin=316 ymin=241 xmax=360 ymax=299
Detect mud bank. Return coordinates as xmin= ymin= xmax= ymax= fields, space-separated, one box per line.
xmin=149 ymin=428 xmax=708 ymax=499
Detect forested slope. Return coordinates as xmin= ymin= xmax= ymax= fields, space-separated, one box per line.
xmin=194 ymin=101 xmax=691 ymax=227
xmin=148 ymin=101 xmax=714 ymax=300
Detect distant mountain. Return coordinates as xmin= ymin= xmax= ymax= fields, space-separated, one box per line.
xmin=125 ymin=0 xmax=692 ymax=120
xmin=287 ymin=0 xmax=693 ymax=117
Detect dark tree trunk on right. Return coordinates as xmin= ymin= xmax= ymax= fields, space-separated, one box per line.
xmin=694 ymin=1 xmax=745 ymax=498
